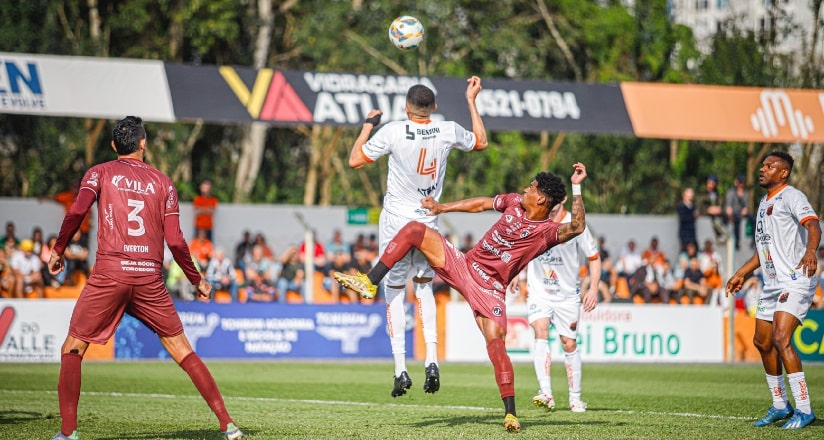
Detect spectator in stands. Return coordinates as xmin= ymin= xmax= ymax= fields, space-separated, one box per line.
xmin=616 ymin=239 xmax=643 ymax=285
xmin=703 ymin=259 xmax=724 ymax=306
xmin=698 ymin=239 xmax=723 ymax=276
xmin=697 ymin=174 xmax=727 ymax=244
xmin=0 ymin=247 xmax=13 ymax=297
xmin=193 ymin=179 xmax=218 ymax=241
xmin=64 ymin=230 xmax=90 ymax=284
xmin=11 ymin=239 xmax=44 ymax=298
xmin=364 ymin=233 xmax=379 ymax=261
xmin=234 ymin=230 xmax=254 ymax=272
xmin=1 ymin=221 xmax=18 ymax=249
xmin=245 ymin=244 xmax=279 ymax=302
xmin=641 ymin=236 xmax=665 ymax=269
xmin=460 ymin=233 xmax=475 ymax=253
xmin=677 ymin=187 xmax=698 ymax=252
xmin=189 ymin=228 xmax=214 ymax=270
xmin=681 ymin=256 xmax=708 ymax=304
xmin=39 ymin=182 xmax=93 ymax=245
xmin=31 ymin=227 xmax=44 ymax=256
xmin=725 ymin=175 xmax=753 ymax=250
xmin=597 ymin=236 xmax=617 ymax=302
xmin=41 ymin=234 xmax=66 ymax=288
xmin=657 ymin=259 xmax=680 ymax=304
xmin=205 ymin=248 xmax=239 ymax=302
xmin=276 ymin=245 xmax=304 ymax=303
xmin=676 ymin=241 xmax=699 ymax=279
xmin=299 ymin=230 xmax=327 ymax=273
xmin=326 ymin=229 xmax=352 ymax=265
xmin=166 ymin=256 xmax=200 ymax=301
xmin=254 ymin=232 xmax=275 ymax=261
xmin=629 ymin=261 xmax=669 ymax=304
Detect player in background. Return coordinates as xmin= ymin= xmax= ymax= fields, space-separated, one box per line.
xmin=517 ymin=196 xmax=599 ymax=413
xmin=348 ymin=76 xmax=488 ymax=397
xmin=726 ymin=151 xmax=820 ymax=430
xmin=48 ymin=116 xmax=245 ymax=440
xmin=334 ymin=163 xmax=589 ymax=433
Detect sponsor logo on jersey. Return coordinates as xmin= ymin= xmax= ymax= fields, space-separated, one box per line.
xmin=104 ymin=203 xmax=114 ymax=230
xmin=111 ymin=175 xmax=156 ymax=195
xmin=520 ymin=230 xmax=530 ymax=238
xmin=471 ymin=262 xmax=491 ymax=282
xmin=778 ymin=291 xmax=789 ymax=303
xmin=86 ymin=171 xmax=99 ymax=187
xmin=417 ymin=183 xmax=438 ymax=197
xmin=500 ymin=251 xmax=512 ymax=263
xmin=166 ymin=186 xmax=177 ymax=209
xmin=505 ymin=215 xmax=513 ymax=223
xmin=481 ymin=239 xmax=502 ymax=257
xmin=491 ymin=230 xmax=513 ymax=248
xmin=416 ymin=127 xmax=440 ymax=137
xmin=492 ymin=307 xmax=502 ymax=317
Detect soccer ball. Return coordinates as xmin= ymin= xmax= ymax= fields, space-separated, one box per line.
xmin=388 ymin=16 xmax=424 ymax=50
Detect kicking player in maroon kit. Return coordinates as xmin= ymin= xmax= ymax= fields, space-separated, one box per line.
xmin=48 ymin=116 xmax=244 ymax=440
xmin=334 ymin=162 xmax=588 ymax=433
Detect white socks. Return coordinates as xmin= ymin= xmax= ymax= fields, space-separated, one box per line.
xmin=385 ymin=286 xmax=407 ymax=376
xmin=565 ymin=350 xmax=582 ymax=402
xmin=788 ymin=372 xmax=812 ymax=414
xmin=533 ymin=339 xmax=552 ymax=396
xmin=766 ymin=374 xmax=788 ymax=410
xmin=415 ymin=282 xmax=438 ymax=366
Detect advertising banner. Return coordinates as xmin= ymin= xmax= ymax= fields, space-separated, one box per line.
xmin=115 ymin=302 xmax=405 ymax=360
xmin=446 ymin=302 xmax=724 ymax=363
xmin=0 ymin=299 xmax=73 ymax=363
xmin=0 ymin=52 xmax=175 ymax=121
xmin=793 ymin=309 xmax=824 ymax=362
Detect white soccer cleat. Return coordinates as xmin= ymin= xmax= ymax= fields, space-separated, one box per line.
xmin=532 ymin=391 xmax=555 ymax=412
xmin=570 ymin=400 xmax=588 ymax=413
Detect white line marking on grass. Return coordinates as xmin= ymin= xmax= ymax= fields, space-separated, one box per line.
xmin=0 ymin=389 xmax=753 ymax=421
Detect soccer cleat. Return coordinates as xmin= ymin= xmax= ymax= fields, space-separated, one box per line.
xmin=781 ymin=409 xmax=815 ymax=430
xmin=532 ymin=391 xmax=555 ymax=412
xmin=503 ymin=413 xmax=521 ymax=433
xmin=223 ymin=422 xmax=246 ymax=440
xmin=333 ymin=271 xmax=377 ymax=299
xmin=569 ymin=400 xmax=588 ymax=413
xmin=423 ymin=363 xmax=440 ymax=394
xmin=391 ymin=371 xmax=412 ymax=397
xmin=51 ymin=432 xmax=79 ymax=440
xmin=753 ymin=404 xmax=794 ymax=427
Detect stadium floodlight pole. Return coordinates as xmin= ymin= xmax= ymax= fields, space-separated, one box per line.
xmin=725 ymin=232 xmax=735 ymax=364
xmin=294 ymin=211 xmax=314 ymax=304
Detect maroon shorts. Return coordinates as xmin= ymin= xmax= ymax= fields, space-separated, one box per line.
xmin=69 ymin=273 xmax=184 ymax=344
xmin=432 ymin=235 xmax=509 ymax=332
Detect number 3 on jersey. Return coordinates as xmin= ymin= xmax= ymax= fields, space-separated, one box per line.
xmin=127 ymin=199 xmax=146 ymax=236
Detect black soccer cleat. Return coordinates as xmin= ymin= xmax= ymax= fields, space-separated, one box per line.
xmin=423 ymin=363 xmax=440 ymax=394
xmin=391 ymin=371 xmax=412 ymax=397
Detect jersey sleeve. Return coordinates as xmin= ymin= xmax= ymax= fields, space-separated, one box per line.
xmin=789 ymin=189 xmax=819 ymax=225
xmin=451 ymin=122 xmax=477 ymax=152
xmin=492 ymin=193 xmax=520 ymax=212
xmin=360 ymin=123 xmax=395 ymax=162
xmin=578 ymin=226 xmax=599 ymax=260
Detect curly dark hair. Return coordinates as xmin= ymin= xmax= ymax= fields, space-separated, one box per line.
xmin=112 ymin=116 xmax=146 ymax=155
xmin=766 ymin=150 xmax=794 ymax=172
xmin=406 ymin=84 xmax=436 ymax=113
xmin=535 ymin=171 xmax=566 ymax=208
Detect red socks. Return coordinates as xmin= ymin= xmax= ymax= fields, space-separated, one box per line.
xmin=179 ymin=352 xmax=232 ymax=431
xmin=379 ymin=221 xmax=427 ymax=269
xmin=57 ymin=352 xmax=83 ymax=435
xmin=487 ymin=339 xmax=515 ymax=398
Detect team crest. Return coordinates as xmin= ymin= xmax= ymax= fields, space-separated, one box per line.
xmin=569 ymin=322 xmax=578 ymax=331
xmin=778 ymin=291 xmax=789 ymax=303
xmin=767 ymin=205 xmax=773 ymax=216
xmin=492 ymin=307 xmax=502 ymax=316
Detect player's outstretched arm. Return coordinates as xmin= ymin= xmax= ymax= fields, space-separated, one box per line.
xmin=558 ymin=162 xmax=587 ymax=243
xmin=348 ymin=110 xmax=382 ymax=169
xmin=465 ymin=76 xmax=488 ymax=151
xmin=421 ymin=195 xmax=494 ymax=215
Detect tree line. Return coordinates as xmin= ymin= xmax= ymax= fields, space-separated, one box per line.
xmin=0 ymin=0 xmax=821 ymax=214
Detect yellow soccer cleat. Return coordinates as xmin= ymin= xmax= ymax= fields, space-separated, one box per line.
xmin=333 ymin=271 xmax=377 ymax=299
xmin=503 ymin=413 xmax=521 ymax=433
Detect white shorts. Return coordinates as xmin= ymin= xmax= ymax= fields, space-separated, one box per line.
xmin=379 ymin=210 xmax=436 ymax=286
xmin=527 ymin=293 xmax=582 ymax=339
xmin=755 ymin=285 xmax=815 ymax=322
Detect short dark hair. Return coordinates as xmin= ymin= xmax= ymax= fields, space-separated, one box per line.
xmin=534 ymin=171 xmax=566 ymax=209
xmin=406 ymin=85 xmax=436 ymax=113
xmin=766 ymin=150 xmax=794 ymax=171
xmin=112 ymin=116 xmax=146 ymax=155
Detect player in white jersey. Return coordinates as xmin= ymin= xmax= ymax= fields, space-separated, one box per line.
xmin=519 ymin=197 xmax=599 ymax=413
xmin=348 ymin=76 xmax=488 ymax=397
xmin=726 ymin=151 xmax=821 ymax=430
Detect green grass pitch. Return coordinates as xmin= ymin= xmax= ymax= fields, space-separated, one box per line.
xmin=1 ymin=361 xmax=821 ymax=439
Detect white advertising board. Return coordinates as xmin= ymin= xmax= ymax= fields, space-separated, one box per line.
xmin=0 ymin=299 xmax=74 ymax=363
xmin=0 ymin=52 xmax=175 ymax=121
xmin=446 ymin=302 xmax=724 ymax=363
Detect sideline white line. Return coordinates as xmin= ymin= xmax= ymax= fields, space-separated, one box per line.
xmin=0 ymin=389 xmax=753 ymax=420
